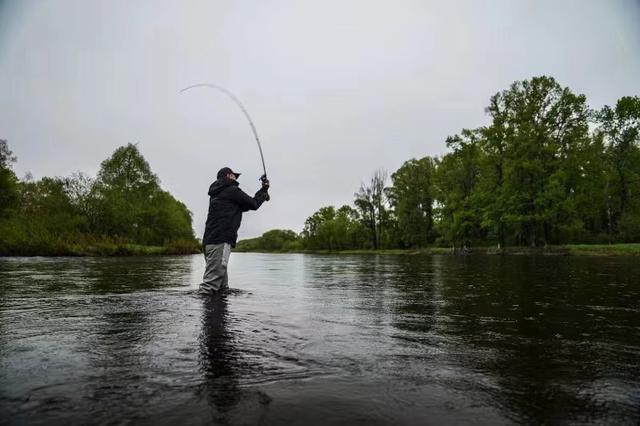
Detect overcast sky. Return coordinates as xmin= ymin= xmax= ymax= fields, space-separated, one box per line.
xmin=1 ymin=0 xmax=639 ymax=239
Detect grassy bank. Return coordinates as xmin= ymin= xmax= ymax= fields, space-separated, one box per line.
xmin=234 ymin=244 xmax=640 ymax=256
xmin=0 ymin=239 xmax=201 ymax=257
xmin=565 ymin=244 xmax=640 ymax=256
xmin=234 ymin=247 xmax=459 ymax=255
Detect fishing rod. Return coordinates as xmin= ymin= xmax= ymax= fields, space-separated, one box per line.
xmin=179 ymin=83 xmax=268 ymax=182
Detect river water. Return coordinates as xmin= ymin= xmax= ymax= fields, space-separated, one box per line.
xmin=1 ymin=253 xmax=639 ymax=425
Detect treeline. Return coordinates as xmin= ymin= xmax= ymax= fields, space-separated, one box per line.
xmin=0 ymin=142 xmax=199 ymax=255
xmin=239 ymin=76 xmax=640 ymax=252
xmin=235 ymin=229 xmax=303 ymax=252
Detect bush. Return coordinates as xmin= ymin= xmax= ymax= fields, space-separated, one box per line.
xmin=236 ymin=229 xmax=301 ymax=252
xmin=619 ymin=212 xmax=640 ymax=243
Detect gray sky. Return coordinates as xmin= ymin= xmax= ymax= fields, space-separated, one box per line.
xmin=1 ymin=0 xmax=639 ymax=239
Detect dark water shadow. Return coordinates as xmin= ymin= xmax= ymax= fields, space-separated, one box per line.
xmin=426 ymin=255 xmax=640 ymax=424
xmin=197 ymin=293 xmax=271 ymax=424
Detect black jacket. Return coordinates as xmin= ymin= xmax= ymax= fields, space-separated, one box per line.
xmin=202 ymin=178 xmax=268 ymax=247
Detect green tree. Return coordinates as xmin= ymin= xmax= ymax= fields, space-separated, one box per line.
xmin=433 ymin=130 xmax=483 ymax=250
xmin=335 ymin=205 xmax=369 ymax=249
xmin=302 ymin=206 xmax=337 ymax=249
xmin=354 ymin=169 xmax=388 ymax=250
xmin=388 ymin=157 xmax=436 ymax=248
xmin=20 ymin=177 xmax=86 ymax=237
xmin=90 ymin=143 xmax=195 ymax=245
xmin=596 ymin=96 xmax=640 ymax=237
xmin=478 ymin=95 xmax=511 ymax=247
xmin=485 ymin=76 xmax=592 ymax=246
xmin=301 ymin=205 xmax=368 ymax=250
xmin=90 ymin=143 xmax=157 ymax=238
xmin=142 ymin=190 xmax=195 ymax=244
xmin=260 ymin=229 xmax=300 ymax=250
xmin=236 ymin=229 xmax=304 ymax=252
xmin=0 ymin=140 xmax=19 ymax=218
xmin=0 ymin=141 xmax=197 ymax=255
xmin=96 ymin=143 xmax=159 ymax=192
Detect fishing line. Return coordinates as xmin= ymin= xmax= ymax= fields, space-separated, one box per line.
xmin=180 ymin=83 xmax=267 ymax=179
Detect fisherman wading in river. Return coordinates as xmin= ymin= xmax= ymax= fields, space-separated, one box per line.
xmin=199 ymin=167 xmax=270 ymax=294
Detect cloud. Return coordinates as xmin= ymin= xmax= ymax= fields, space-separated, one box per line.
xmin=1 ymin=0 xmax=639 ymax=238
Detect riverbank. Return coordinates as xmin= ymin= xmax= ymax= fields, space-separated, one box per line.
xmin=565 ymin=244 xmax=640 ymax=256
xmin=234 ymin=243 xmax=640 ymax=256
xmin=0 ymin=240 xmax=201 ymax=257
xmin=6 ymin=243 xmax=638 ymax=257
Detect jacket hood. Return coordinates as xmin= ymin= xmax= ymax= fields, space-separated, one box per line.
xmin=208 ymin=177 xmax=238 ymax=197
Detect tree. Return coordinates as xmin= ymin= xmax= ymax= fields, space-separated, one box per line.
xmin=236 ymin=229 xmax=304 ymax=252
xmin=478 ymin=95 xmax=512 ymax=247
xmin=484 ymin=76 xmax=592 ymax=246
xmin=596 ymin=96 xmax=640 ymax=236
xmin=303 ymin=206 xmax=336 ymax=249
xmin=388 ymin=157 xmax=436 ymax=247
xmin=19 ymin=177 xmax=85 ymax=236
xmin=354 ymin=169 xmax=388 ymax=250
xmin=301 ymin=205 xmax=368 ymax=250
xmin=433 ymin=130 xmax=483 ymax=250
xmin=90 ymin=143 xmax=195 ymax=244
xmin=335 ymin=205 xmax=369 ymax=249
xmin=0 ymin=141 xmax=198 ymax=254
xmin=260 ymin=229 xmax=300 ymax=251
xmin=0 ymin=140 xmax=19 ymax=218
xmin=96 ymin=143 xmax=159 ymax=192
xmin=142 ymin=190 xmax=195 ymax=244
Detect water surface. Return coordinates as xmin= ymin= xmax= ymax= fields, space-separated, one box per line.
xmin=1 ymin=254 xmax=639 ymax=424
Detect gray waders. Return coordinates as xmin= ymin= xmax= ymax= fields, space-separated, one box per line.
xmin=200 ymin=243 xmax=231 ymax=294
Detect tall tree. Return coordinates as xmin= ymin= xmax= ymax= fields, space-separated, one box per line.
xmin=302 ymin=205 xmax=367 ymax=250
xmin=479 ymin=95 xmax=512 ymax=247
xmin=19 ymin=177 xmax=84 ymax=236
xmin=91 ymin=143 xmax=194 ymax=244
xmin=388 ymin=157 xmax=436 ymax=248
xmin=596 ymin=96 xmax=640 ymax=235
xmin=433 ymin=130 xmax=483 ymax=250
xmin=302 ymin=206 xmax=337 ymax=250
xmin=0 ymin=140 xmax=19 ymax=218
xmin=354 ymin=169 xmax=388 ymax=250
xmin=486 ymin=76 xmax=591 ymax=246
xmin=90 ymin=143 xmax=157 ymax=239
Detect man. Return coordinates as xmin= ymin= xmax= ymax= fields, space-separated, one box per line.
xmin=200 ymin=167 xmax=270 ymax=294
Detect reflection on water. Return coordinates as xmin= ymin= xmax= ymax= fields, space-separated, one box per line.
xmin=198 ymin=293 xmax=272 ymax=423
xmin=199 ymin=294 xmax=238 ymax=414
xmin=1 ymin=254 xmax=639 ymax=424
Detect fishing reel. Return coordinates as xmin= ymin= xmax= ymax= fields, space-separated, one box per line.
xmin=260 ymin=174 xmax=271 ymax=201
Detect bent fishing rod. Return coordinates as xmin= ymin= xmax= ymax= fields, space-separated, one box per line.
xmin=179 ymin=83 xmax=268 ymax=182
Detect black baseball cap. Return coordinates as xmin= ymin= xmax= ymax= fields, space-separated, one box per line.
xmin=217 ymin=167 xmax=241 ymax=179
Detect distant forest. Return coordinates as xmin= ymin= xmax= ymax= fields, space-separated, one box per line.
xmin=0 ymin=142 xmax=199 ymax=255
xmin=239 ymin=76 xmax=640 ymax=252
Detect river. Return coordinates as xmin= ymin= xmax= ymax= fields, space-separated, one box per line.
xmin=1 ymin=253 xmax=639 ymax=424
